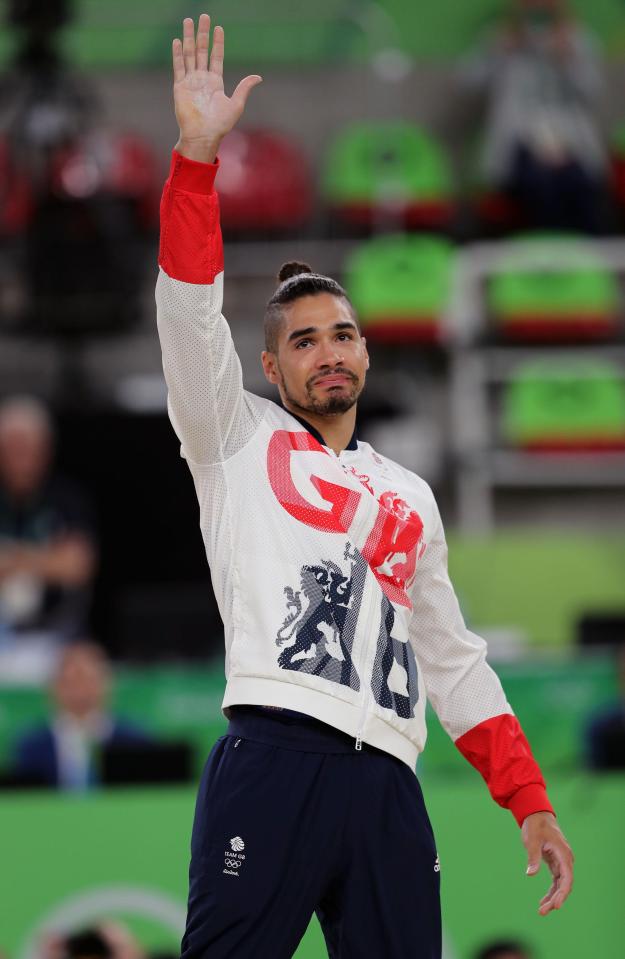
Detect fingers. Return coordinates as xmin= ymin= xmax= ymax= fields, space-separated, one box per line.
xmin=182 ymin=17 xmax=196 ymax=73
xmin=175 ymin=15 xmax=214 ymax=79
xmin=539 ymin=878 xmax=563 ymax=916
xmin=231 ymin=74 xmax=263 ymax=112
xmin=522 ymin=815 xmax=574 ymax=916
xmin=539 ymin=880 xmax=558 ymax=908
xmin=196 ymin=13 xmax=210 ymax=71
xmin=172 ymin=38 xmax=185 ymax=83
xmin=538 ymin=841 xmax=574 ymax=916
xmin=209 ymin=24 xmax=224 ymax=76
xmin=538 ymin=875 xmax=560 ymax=916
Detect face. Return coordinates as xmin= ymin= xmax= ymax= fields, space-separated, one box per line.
xmin=0 ymin=416 xmax=51 ymax=497
xmin=53 ymin=645 xmax=110 ymax=718
xmin=261 ymin=293 xmax=369 ymax=417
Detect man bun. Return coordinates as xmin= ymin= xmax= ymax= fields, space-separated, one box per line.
xmin=277 ymin=261 xmax=313 ymax=284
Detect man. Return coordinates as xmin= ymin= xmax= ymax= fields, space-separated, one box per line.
xmin=584 ymin=642 xmax=625 ymax=770
xmin=42 ymin=921 xmax=145 ymax=959
xmin=156 ymin=15 xmax=574 ymax=958
xmin=462 ymin=0 xmax=606 ymax=232
xmin=0 ymin=396 xmax=97 ymax=667
xmin=12 ymin=641 xmax=148 ymax=789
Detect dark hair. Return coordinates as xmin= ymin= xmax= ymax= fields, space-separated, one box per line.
xmin=474 ymin=940 xmax=532 ymax=959
xmin=263 ymin=260 xmax=359 ymax=353
xmin=62 ymin=930 xmax=113 ymax=959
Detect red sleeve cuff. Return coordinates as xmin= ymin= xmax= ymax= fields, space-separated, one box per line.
xmin=169 ymin=149 xmax=220 ymax=195
xmin=508 ymin=784 xmax=555 ymax=828
xmin=455 ymin=713 xmax=555 ymax=827
xmin=158 ymin=151 xmax=224 ymax=283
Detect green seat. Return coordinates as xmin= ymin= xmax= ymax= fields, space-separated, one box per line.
xmin=503 ymin=359 xmax=625 ymax=450
xmin=610 ymin=121 xmax=625 ymax=158
xmin=323 ymin=122 xmax=453 ymax=228
xmin=344 ymin=234 xmax=454 ymax=343
xmin=488 ymin=235 xmax=619 ymax=341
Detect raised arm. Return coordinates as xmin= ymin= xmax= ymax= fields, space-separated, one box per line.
xmin=156 ymin=15 xmax=263 ymax=465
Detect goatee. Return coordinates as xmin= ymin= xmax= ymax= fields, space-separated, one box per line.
xmin=280 ymin=371 xmax=360 ymax=417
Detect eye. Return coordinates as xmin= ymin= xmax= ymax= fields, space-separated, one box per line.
xmin=295 ymin=339 xmax=311 ymax=348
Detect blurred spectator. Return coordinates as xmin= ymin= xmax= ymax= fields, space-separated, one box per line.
xmin=43 ymin=921 xmax=145 ymax=959
xmin=11 ymin=641 xmax=149 ymax=789
xmin=46 ymin=929 xmax=113 ymax=959
xmin=0 ymin=396 xmax=97 ymax=680
xmin=462 ymin=0 xmax=607 ymax=232
xmin=474 ymin=940 xmax=533 ymax=959
xmin=97 ymin=924 xmax=146 ymax=959
xmin=584 ymin=643 xmax=625 ymax=770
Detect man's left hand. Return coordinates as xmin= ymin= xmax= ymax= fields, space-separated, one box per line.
xmin=522 ymin=811 xmax=574 ymax=915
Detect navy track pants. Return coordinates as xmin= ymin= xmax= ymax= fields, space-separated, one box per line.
xmin=181 ymin=706 xmax=441 ymax=959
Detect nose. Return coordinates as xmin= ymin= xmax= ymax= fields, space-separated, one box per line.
xmin=315 ymin=339 xmax=345 ymax=368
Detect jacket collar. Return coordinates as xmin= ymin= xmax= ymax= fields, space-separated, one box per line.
xmin=278 ymin=400 xmax=359 ymax=452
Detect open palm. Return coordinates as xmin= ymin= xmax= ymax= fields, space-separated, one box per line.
xmin=173 ymin=14 xmax=261 ymax=145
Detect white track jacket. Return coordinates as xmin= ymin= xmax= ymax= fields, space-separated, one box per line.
xmin=156 ymin=151 xmax=553 ymax=827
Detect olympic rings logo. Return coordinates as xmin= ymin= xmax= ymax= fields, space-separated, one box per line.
xmin=224 ymin=859 xmax=241 ymax=869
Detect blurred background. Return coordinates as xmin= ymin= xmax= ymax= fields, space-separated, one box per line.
xmin=0 ymin=0 xmax=624 ymax=957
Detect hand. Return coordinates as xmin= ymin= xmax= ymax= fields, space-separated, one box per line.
xmin=0 ymin=536 xmax=95 ymax=586
xmin=172 ymin=13 xmax=262 ymax=162
xmin=522 ymin=811 xmax=574 ymax=915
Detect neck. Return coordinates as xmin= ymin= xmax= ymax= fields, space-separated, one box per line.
xmin=59 ymin=708 xmax=101 ymax=726
xmin=282 ymin=400 xmax=357 ymax=455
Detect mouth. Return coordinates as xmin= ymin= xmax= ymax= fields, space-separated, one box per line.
xmin=314 ymin=374 xmax=352 ymax=388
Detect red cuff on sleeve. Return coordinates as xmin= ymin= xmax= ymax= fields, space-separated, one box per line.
xmin=158 ymin=151 xmax=224 ymax=284
xmin=169 ymin=149 xmax=220 ymax=195
xmin=455 ymin=713 xmax=555 ymax=827
xmin=507 ymin=784 xmax=555 ymax=828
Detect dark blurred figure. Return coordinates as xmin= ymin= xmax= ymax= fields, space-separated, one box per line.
xmin=11 ymin=641 xmax=149 ymax=789
xmin=58 ymin=929 xmax=113 ymax=959
xmin=2 ymin=0 xmax=91 ymax=144
xmin=0 ymin=396 xmax=97 ymax=679
xmin=43 ymin=921 xmax=145 ymax=959
xmin=585 ymin=643 xmax=625 ymax=770
xmin=462 ymin=0 xmax=607 ymax=233
xmin=1 ymin=0 xmax=158 ymax=362
xmin=474 ymin=940 xmax=533 ymax=959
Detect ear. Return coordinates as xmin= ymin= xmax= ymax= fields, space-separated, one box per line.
xmin=261 ymin=350 xmax=280 ymax=385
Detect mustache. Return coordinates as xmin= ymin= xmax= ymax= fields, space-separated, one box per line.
xmin=309 ymin=369 xmax=358 ymax=386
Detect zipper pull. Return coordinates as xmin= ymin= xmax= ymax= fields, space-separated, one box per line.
xmin=355 ymin=735 xmax=363 ymax=751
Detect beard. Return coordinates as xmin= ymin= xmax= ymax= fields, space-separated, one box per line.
xmin=278 ymin=365 xmax=362 ymax=416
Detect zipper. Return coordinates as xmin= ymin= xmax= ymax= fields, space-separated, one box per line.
xmin=329 ymin=444 xmax=376 ymax=751
xmin=353 ymin=579 xmax=379 ymax=752
xmin=355 ymin=688 xmax=371 ymax=751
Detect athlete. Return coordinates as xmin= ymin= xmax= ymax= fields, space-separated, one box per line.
xmin=156 ymin=14 xmax=574 ymax=958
